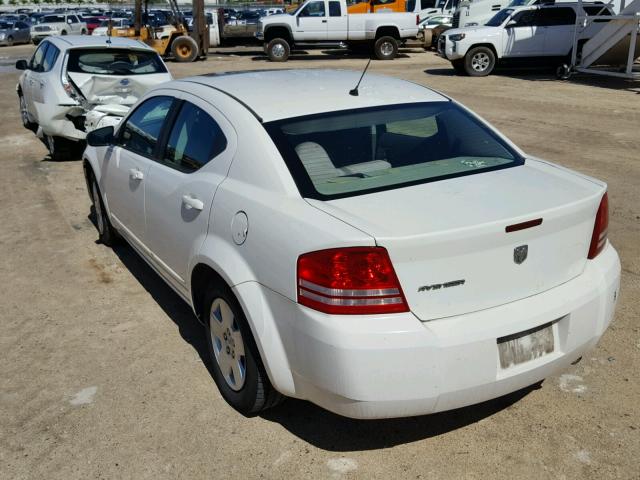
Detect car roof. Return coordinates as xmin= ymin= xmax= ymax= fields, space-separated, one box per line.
xmin=178 ymin=69 xmax=449 ymax=122
xmin=43 ymin=35 xmax=154 ymax=51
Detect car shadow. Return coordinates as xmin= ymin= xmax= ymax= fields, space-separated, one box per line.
xmin=89 ymin=218 xmax=543 ymax=450
xmin=250 ymin=49 xmax=414 ymax=62
xmin=259 ymin=384 xmax=539 ymax=451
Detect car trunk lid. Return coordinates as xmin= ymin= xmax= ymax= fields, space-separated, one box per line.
xmin=307 ymin=160 xmax=605 ymax=321
xmin=66 ymin=72 xmax=168 ymax=106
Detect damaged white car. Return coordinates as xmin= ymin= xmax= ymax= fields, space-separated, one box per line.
xmin=16 ymin=35 xmax=172 ymax=160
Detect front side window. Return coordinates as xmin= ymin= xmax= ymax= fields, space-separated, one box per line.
xmin=119 ymin=96 xmax=173 ymax=157
xmin=512 ymin=10 xmax=538 ymax=27
xmin=486 ymin=8 xmax=514 ymax=27
xmin=68 ymin=15 xmax=79 ymax=24
xmin=162 ymin=102 xmax=227 ymax=173
xmin=66 ymin=48 xmax=167 ymax=75
xmin=29 ymin=42 xmax=48 ymax=71
xmin=42 ymin=44 xmax=60 ymax=72
xmin=300 ymin=2 xmax=326 ymax=17
xmin=265 ymin=102 xmax=523 ymax=200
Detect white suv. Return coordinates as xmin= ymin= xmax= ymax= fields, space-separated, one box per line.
xmin=438 ymin=3 xmax=612 ymax=76
xmin=31 ymin=13 xmax=88 ymax=44
xmin=16 ymin=36 xmax=172 ymax=160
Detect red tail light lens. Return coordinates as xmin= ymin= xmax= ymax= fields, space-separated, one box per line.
xmin=588 ymin=192 xmax=609 ymax=259
xmin=416 ymin=14 xmax=420 ymax=25
xmin=297 ymin=247 xmax=409 ymax=315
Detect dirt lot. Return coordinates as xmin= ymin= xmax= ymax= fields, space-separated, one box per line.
xmin=0 ymin=43 xmax=638 ymax=480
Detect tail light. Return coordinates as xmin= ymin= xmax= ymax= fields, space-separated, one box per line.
xmin=297 ymin=247 xmax=409 ymax=315
xmin=588 ymin=192 xmax=609 ymax=259
xmin=416 ymin=14 xmax=420 ymax=25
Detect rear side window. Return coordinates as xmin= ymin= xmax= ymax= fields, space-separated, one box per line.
xmin=66 ymin=48 xmax=167 ymax=75
xmin=329 ymin=1 xmax=342 ymax=16
xmin=119 ymin=96 xmax=173 ymax=157
xmin=537 ymin=8 xmax=576 ymax=26
xmin=265 ymin=102 xmax=523 ymax=200
xmin=162 ymin=102 xmax=227 ymax=173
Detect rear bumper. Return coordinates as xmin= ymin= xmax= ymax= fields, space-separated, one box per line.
xmin=242 ymin=243 xmax=620 ymax=419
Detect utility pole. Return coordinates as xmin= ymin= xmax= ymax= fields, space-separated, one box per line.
xmin=192 ymin=0 xmax=209 ymax=60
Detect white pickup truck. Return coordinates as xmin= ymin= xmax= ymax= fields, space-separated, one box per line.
xmin=256 ymin=0 xmax=419 ymax=61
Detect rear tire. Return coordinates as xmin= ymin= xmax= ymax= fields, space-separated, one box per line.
xmin=43 ymin=135 xmax=81 ymax=161
xmin=61 ymin=30 xmax=67 ymax=35
xmin=374 ymin=36 xmax=398 ymax=60
xmin=464 ymin=46 xmax=495 ymax=77
xmin=203 ymin=284 xmax=283 ymax=415
xmin=266 ymin=38 xmax=290 ymax=62
xmin=171 ymin=35 xmax=199 ymax=62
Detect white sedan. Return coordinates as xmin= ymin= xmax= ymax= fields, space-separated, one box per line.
xmin=82 ymin=70 xmax=620 ymax=419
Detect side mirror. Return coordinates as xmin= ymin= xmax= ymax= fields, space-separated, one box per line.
xmin=86 ymin=126 xmax=115 ymax=147
xmin=15 ymin=59 xmax=28 ymax=70
xmin=506 ymin=20 xmax=518 ymax=28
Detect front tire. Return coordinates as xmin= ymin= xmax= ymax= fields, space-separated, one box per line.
xmin=89 ymin=173 xmax=116 ymax=246
xmin=60 ymin=30 xmax=67 ymax=36
xmin=464 ymin=46 xmax=495 ymax=76
xmin=203 ymin=284 xmax=283 ymax=415
xmin=19 ymin=94 xmax=37 ymax=132
xmin=374 ymin=36 xmax=398 ymax=60
xmin=266 ymin=38 xmax=290 ymax=62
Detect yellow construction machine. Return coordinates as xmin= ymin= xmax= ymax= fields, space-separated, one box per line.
xmin=109 ymin=0 xmax=208 ymax=62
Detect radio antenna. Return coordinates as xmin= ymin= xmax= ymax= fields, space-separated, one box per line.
xmin=349 ymin=59 xmax=372 ymax=97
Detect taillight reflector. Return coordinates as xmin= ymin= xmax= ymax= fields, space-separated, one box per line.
xmin=588 ymin=192 xmax=609 ymax=259
xmin=297 ymin=247 xmax=409 ymax=315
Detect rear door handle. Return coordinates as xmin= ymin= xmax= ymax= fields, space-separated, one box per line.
xmin=322 ymin=19 xmax=327 ymax=23
xmin=129 ymin=168 xmax=144 ymax=180
xmin=182 ymin=194 xmax=204 ymax=211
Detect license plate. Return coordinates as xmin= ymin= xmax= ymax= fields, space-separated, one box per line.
xmin=497 ymin=323 xmax=554 ymax=369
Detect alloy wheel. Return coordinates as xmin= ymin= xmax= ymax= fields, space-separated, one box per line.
xmin=380 ymin=41 xmax=394 ymax=57
xmin=471 ymin=52 xmax=490 ymax=72
xmin=209 ymin=298 xmax=246 ymax=391
xmin=271 ymin=43 xmax=285 ymax=58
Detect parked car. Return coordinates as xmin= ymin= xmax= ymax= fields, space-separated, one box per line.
xmin=417 ymin=13 xmax=452 ymax=49
xmin=80 ymin=16 xmax=106 ymax=34
xmin=0 ymin=20 xmax=31 ymax=46
xmin=91 ymin=18 xmax=130 ymax=36
xmin=15 ymin=35 xmax=172 ymax=160
xmin=30 ymin=13 xmax=87 ymax=44
xmin=257 ymin=0 xmax=420 ymax=61
xmin=82 ymin=69 xmax=620 ymax=419
xmin=438 ymin=2 xmax=613 ymax=76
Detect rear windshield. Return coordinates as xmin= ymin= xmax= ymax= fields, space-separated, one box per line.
xmin=265 ymin=102 xmax=523 ymax=200
xmin=66 ymin=48 xmax=167 ymax=75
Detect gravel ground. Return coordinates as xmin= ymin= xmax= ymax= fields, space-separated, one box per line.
xmin=0 ymin=43 xmax=638 ymax=480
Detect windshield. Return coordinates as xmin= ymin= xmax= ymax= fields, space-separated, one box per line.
xmin=265 ymin=102 xmax=523 ymax=200
xmin=486 ymin=8 xmax=514 ymax=26
xmin=43 ymin=15 xmax=66 ymax=23
xmin=66 ymin=48 xmax=167 ymax=75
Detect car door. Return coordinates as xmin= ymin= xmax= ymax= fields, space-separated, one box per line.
xmin=67 ymin=15 xmax=81 ymax=33
xmin=541 ymin=7 xmax=576 ymax=56
xmin=24 ymin=42 xmax=48 ymax=123
xmin=102 ymin=95 xmax=175 ymax=248
xmin=502 ymin=9 xmax=545 ymax=57
xmin=326 ymin=0 xmax=348 ymax=40
xmin=143 ymin=91 xmax=237 ymax=289
xmin=295 ymin=0 xmax=328 ymax=41
xmin=19 ymin=22 xmax=30 ymax=42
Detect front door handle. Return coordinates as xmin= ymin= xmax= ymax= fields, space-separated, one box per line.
xmin=129 ymin=168 xmax=144 ymax=180
xmin=322 ymin=19 xmax=327 ymax=23
xmin=182 ymin=194 xmax=204 ymax=211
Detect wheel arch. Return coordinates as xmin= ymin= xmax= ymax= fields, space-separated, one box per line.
xmin=375 ymin=25 xmax=401 ymax=39
xmin=189 ymin=257 xmax=297 ymax=396
xmin=468 ymin=42 xmax=500 ymax=59
xmin=264 ymin=24 xmax=293 ymax=43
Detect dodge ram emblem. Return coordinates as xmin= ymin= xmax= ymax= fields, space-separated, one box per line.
xmin=514 ymin=245 xmax=528 ymax=265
